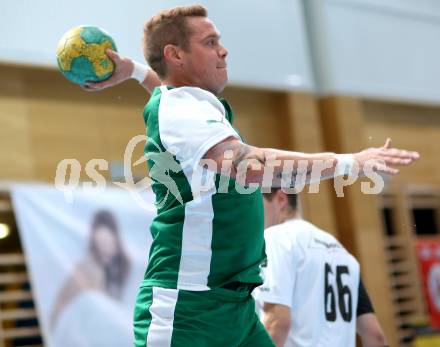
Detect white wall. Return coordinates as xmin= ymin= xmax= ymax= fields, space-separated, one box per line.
xmin=2 ymin=0 xmax=440 ymax=104
xmin=305 ymin=0 xmax=440 ymax=103
xmin=0 ymin=0 xmax=315 ymax=91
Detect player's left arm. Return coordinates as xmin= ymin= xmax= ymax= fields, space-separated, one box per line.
xmin=262 ymin=303 xmax=291 ymax=347
xmin=357 ymin=314 xmax=388 ymax=347
xmin=356 ymin=279 xmax=388 ymax=347
xmin=83 ymin=51 xmax=161 ymax=94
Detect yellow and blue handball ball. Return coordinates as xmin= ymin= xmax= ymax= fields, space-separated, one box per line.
xmin=56 ymin=26 xmax=117 ymax=85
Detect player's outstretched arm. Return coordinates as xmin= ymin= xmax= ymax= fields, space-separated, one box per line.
xmin=203 ymin=137 xmax=419 ymax=187
xmin=82 ymin=50 xmax=161 ymax=94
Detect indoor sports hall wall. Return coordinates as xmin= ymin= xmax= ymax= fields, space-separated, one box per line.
xmin=362 ymin=100 xmax=440 ymax=186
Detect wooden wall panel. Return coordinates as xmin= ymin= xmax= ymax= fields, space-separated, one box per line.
xmin=0 ymin=98 xmax=34 ymax=180
xmin=221 ymin=88 xmax=289 ymax=148
xmin=362 ymin=100 xmax=440 ymax=186
xmin=285 ymin=92 xmax=338 ymax=236
xmin=0 ymin=65 xmax=149 ymax=182
xmin=361 ymin=99 xmax=440 ymax=344
xmin=27 ymin=99 xmax=145 ymax=181
xmin=320 ymin=96 xmax=400 ymax=347
xmin=0 ymin=65 xmax=291 ymax=183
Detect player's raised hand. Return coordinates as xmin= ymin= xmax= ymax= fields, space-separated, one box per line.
xmin=82 ymin=49 xmax=134 ymax=91
xmin=354 ymin=138 xmax=420 ymax=175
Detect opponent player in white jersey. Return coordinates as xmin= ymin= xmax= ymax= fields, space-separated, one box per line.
xmin=254 ymin=188 xmax=388 ymax=347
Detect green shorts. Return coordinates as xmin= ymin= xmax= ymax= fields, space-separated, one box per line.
xmin=133 ymin=285 xmax=275 ymax=347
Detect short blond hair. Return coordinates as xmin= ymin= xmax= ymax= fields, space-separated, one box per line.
xmin=143 ymin=5 xmax=208 ymax=78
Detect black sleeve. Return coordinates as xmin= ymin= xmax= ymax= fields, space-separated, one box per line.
xmin=357 ymin=278 xmax=375 ymax=317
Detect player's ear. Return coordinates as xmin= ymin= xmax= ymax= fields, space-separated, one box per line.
xmin=275 ymin=189 xmax=288 ymax=207
xmin=164 ymin=44 xmax=183 ymax=67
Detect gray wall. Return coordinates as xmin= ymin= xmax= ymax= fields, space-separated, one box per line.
xmin=2 ymin=0 xmax=440 ymax=103
xmin=0 ymin=0 xmax=314 ymax=91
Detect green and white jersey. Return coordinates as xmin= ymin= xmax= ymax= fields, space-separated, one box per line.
xmin=142 ymin=86 xmax=265 ymax=291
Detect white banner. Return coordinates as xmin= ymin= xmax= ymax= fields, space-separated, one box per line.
xmin=11 ymin=184 xmax=155 ymax=347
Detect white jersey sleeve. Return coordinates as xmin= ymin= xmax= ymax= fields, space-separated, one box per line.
xmin=158 ymin=86 xmax=240 ymax=168
xmin=254 ymin=227 xmax=299 ymax=308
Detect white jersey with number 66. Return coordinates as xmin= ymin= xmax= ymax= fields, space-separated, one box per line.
xmin=254 ymin=218 xmax=360 ymax=347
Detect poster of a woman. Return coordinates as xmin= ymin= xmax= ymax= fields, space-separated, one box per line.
xmin=50 ymin=210 xmax=131 ymax=329
xmin=12 ymin=185 xmax=155 ymax=347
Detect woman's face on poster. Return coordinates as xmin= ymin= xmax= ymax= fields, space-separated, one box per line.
xmin=93 ymin=226 xmax=119 ymax=265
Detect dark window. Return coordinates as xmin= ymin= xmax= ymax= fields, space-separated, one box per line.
xmin=382 ymin=208 xmax=396 ymax=235
xmin=412 ymin=208 xmax=438 ymax=235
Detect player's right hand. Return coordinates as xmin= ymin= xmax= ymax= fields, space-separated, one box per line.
xmin=81 ymin=49 xmax=133 ymax=92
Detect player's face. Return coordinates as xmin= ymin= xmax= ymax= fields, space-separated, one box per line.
xmin=182 ymin=17 xmax=228 ymax=94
